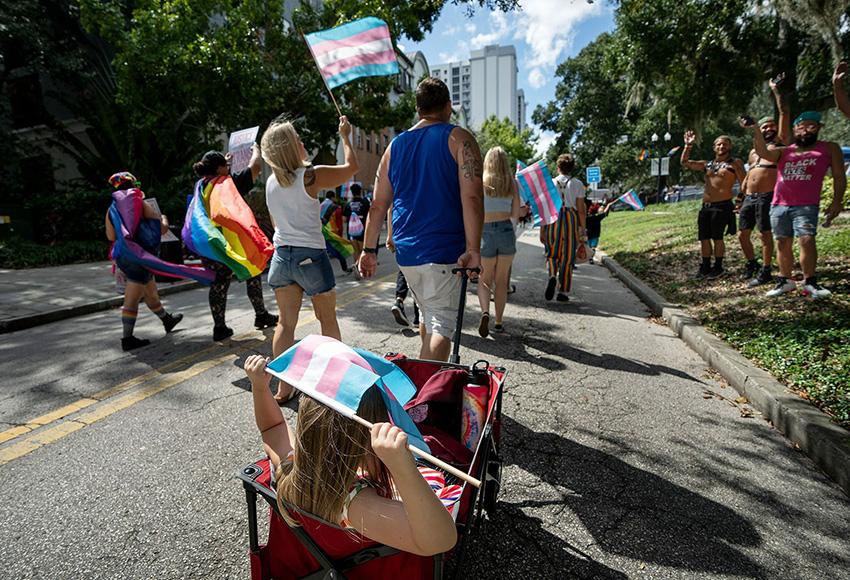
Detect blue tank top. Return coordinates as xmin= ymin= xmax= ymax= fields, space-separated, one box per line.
xmin=388 ymin=123 xmax=465 ymax=267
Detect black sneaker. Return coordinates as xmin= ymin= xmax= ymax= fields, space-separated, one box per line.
xmin=213 ymin=325 xmax=234 ymax=341
xmin=706 ymin=265 xmax=724 ymax=279
xmin=162 ymin=312 xmax=183 ymax=333
xmin=254 ymin=311 xmax=278 ymax=330
xmin=391 ymin=301 xmax=410 ymax=326
xmin=545 ymin=277 xmax=557 ymax=301
xmin=121 ymin=336 xmax=151 ymax=351
xmin=695 ymin=264 xmax=711 ymax=279
xmin=556 ymin=292 xmax=569 ymax=302
xmin=741 ymin=261 xmax=760 ymax=280
xmin=747 ymin=268 xmax=772 ymax=288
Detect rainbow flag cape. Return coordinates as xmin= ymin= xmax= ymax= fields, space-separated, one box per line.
xmin=182 ymin=176 xmax=273 ymax=281
xmin=266 ymin=335 xmax=429 ymax=453
xmin=516 ymin=160 xmax=562 ymax=226
xmin=109 ymin=189 xmax=215 ymax=285
xmin=322 ymin=222 xmax=355 ymax=259
xmin=305 ymin=17 xmax=399 ymax=90
xmin=617 ymin=189 xmax=645 ymax=211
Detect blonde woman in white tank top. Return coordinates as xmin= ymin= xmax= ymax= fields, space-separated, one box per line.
xmin=262 ymin=116 xmax=359 ymax=403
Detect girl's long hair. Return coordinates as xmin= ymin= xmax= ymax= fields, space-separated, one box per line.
xmin=483 ymin=146 xmax=513 ymax=198
xmin=275 ymin=385 xmax=393 ymax=526
xmin=260 ymin=120 xmax=310 ymax=187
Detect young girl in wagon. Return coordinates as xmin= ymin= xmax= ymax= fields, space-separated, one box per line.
xmin=243 ymin=354 xmax=458 ymax=556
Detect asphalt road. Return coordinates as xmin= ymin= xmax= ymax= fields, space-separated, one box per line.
xmin=1 ymin=231 xmax=848 ymax=579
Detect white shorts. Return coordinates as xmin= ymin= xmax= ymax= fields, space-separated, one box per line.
xmin=399 ymin=263 xmax=461 ymax=339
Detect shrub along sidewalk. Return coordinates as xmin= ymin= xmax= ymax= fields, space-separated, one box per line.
xmin=600 ymin=200 xmax=849 ymax=428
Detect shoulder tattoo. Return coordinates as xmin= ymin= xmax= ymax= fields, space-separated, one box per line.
xmin=304 ymin=166 xmax=316 ymax=187
xmin=460 ymin=139 xmax=483 ymax=180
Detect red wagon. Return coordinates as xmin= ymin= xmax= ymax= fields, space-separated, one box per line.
xmin=237 ymin=269 xmax=507 ymax=578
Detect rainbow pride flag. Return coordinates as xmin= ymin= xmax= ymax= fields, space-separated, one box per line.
xmin=182 ymin=176 xmax=273 ymax=281
xmin=109 ymin=189 xmax=215 ymax=285
xmin=322 ymin=222 xmax=355 ymax=259
xmin=305 ymin=17 xmax=399 ymax=90
xmin=516 ymin=160 xmax=562 ymax=226
xmin=266 ymin=335 xmax=429 ymax=453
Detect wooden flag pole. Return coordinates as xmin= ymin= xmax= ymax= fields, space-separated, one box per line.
xmin=348 ymin=413 xmax=482 ymax=489
xmin=303 ymin=32 xmax=343 ymax=117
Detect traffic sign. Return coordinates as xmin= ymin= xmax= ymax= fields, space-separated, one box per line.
xmin=586 ymin=165 xmax=602 ymax=184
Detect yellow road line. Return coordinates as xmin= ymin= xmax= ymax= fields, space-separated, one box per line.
xmin=0 ymin=273 xmax=396 ymax=464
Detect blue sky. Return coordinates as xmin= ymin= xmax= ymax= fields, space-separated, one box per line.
xmin=401 ymin=0 xmax=616 ymax=154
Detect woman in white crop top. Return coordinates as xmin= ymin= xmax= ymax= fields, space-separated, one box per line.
xmin=262 ymin=116 xmax=359 ymax=403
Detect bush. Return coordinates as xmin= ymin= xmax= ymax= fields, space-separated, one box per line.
xmin=25 ymin=189 xmax=112 ymax=243
xmin=0 ymin=237 xmax=107 ymax=269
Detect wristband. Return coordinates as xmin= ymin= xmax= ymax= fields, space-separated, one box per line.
xmin=363 ymin=247 xmax=378 ymax=254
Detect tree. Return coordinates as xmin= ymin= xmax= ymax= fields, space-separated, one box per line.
xmin=476 ymin=116 xmax=537 ymax=166
xmin=774 ymin=0 xmax=850 ymax=64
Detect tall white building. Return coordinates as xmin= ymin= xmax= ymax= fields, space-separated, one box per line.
xmin=431 ymin=45 xmax=526 ymax=132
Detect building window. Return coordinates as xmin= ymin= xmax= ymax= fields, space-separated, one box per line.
xmin=9 ymin=73 xmax=47 ymax=129
xmin=366 ymin=134 xmax=371 ymax=153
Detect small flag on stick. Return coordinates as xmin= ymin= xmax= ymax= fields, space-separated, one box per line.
xmin=516 ymin=160 xmax=562 ymax=226
xmin=617 ymin=189 xmax=645 ymax=211
xmin=637 ymin=149 xmax=648 ymax=161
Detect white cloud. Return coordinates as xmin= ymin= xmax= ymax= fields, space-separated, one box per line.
xmin=465 ymin=22 xmax=477 ymax=33
xmin=439 ymin=51 xmax=460 ymax=63
xmin=471 ymin=11 xmax=509 ymax=49
xmin=528 ymin=68 xmax=547 ymax=89
xmin=535 ymin=129 xmax=557 ymax=158
xmin=515 ymin=0 xmax=604 ymax=69
xmin=443 ymin=24 xmax=459 ymax=36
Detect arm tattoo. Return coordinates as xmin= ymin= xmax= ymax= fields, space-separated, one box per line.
xmin=304 ymin=166 xmax=316 ymax=187
xmin=460 ymin=139 xmax=483 ymax=180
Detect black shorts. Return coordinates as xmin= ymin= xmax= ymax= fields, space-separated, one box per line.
xmin=698 ymin=201 xmax=736 ymax=241
xmin=738 ymin=192 xmax=773 ymax=232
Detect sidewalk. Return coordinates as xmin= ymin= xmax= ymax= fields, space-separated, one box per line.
xmin=0 ymin=261 xmax=198 ymax=334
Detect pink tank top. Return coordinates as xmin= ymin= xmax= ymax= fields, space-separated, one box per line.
xmin=773 ymin=142 xmax=832 ymax=206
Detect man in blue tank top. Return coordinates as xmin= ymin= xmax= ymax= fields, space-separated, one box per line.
xmin=358 ymin=77 xmax=484 ymax=361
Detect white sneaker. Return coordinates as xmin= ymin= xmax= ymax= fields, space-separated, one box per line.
xmin=801 ymin=282 xmax=832 ymax=300
xmin=766 ymin=279 xmax=797 ymax=297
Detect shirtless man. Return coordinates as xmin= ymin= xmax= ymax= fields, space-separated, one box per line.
xmin=741 ymin=111 xmax=845 ymax=299
xmin=738 ymin=76 xmax=790 ymax=287
xmin=681 ymin=132 xmax=746 ymax=278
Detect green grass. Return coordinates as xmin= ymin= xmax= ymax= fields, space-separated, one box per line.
xmin=602 ymin=201 xmax=850 ymax=428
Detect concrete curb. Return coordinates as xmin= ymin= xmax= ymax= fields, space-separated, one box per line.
xmin=0 ymin=280 xmax=201 ymax=335
xmin=600 ymin=253 xmax=850 ymax=496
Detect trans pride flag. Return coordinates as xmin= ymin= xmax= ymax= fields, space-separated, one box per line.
xmin=617 ymin=189 xmax=645 ymax=211
xmin=516 ymin=160 xmax=562 ymax=226
xmin=305 ymin=17 xmax=399 ymax=90
xmin=266 ymin=335 xmax=429 ymax=453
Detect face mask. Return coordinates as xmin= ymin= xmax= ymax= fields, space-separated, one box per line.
xmin=761 ymin=129 xmax=777 ymax=142
xmin=794 ymin=133 xmax=818 ymax=147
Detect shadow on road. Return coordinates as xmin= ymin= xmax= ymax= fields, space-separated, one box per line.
xmin=497 ymin=415 xmax=763 ymax=577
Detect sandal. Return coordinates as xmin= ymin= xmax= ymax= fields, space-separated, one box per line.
xmin=478 ymin=312 xmax=490 ymax=338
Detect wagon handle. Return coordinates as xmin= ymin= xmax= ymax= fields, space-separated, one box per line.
xmin=449 ymin=267 xmax=480 ymax=365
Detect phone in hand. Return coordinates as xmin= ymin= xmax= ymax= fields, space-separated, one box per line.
xmin=772 ymin=72 xmax=786 ymax=86
xmin=739 ymin=115 xmax=756 ymax=127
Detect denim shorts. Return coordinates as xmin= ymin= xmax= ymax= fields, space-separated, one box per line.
xmin=268 ymin=245 xmax=335 ymax=295
xmin=770 ymin=204 xmax=819 ymax=238
xmin=114 ymin=257 xmax=152 ymax=285
xmin=481 ymin=219 xmax=516 ymax=258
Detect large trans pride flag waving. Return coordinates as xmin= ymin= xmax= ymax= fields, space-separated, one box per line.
xmin=516 ymin=160 xmax=562 ymax=226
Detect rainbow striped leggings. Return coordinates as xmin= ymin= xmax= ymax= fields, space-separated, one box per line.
xmin=544 ymin=207 xmax=578 ymax=293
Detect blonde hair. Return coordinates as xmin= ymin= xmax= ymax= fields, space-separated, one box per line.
xmin=275 ymin=385 xmax=393 ymax=526
xmin=483 ymin=147 xmax=513 ymax=198
xmin=261 ymin=121 xmax=310 ymax=187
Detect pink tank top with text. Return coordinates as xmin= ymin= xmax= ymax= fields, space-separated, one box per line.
xmin=773 ymin=142 xmax=832 ymax=206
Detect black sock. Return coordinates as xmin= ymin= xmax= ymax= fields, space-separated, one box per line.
xmin=701 ymin=258 xmax=711 ymax=270
xmin=805 ymin=276 xmax=818 ymax=286
xmin=714 ymin=257 xmax=723 ymax=269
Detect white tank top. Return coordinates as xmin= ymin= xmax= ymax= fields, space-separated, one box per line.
xmin=265 ymin=168 xmax=326 ymax=250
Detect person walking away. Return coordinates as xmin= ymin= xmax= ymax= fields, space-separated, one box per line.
xmin=585 ymin=199 xmax=613 ymax=264
xmin=681 ymin=132 xmax=746 ymax=278
xmin=321 ymin=190 xmax=354 ymax=274
xmin=737 ymin=76 xmax=790 ymax=287
xmin=542 ymin=154 xmax=586 ymax=302
xmin=358 ymin=77 xmax=483 ymax=362
xmin=477 ymin=147 xmax=520 ymax=336
xmin=191 ymin=148 xmax=278 ymax=341
xmin=386 ymin=207 xmax=420 ymax=327
xmin=105 ymin=172 xmax=183 ymax=350
xmin=344 ymin=183 xmax=370 ymax=263
xmin=263 ymin=115 xmax=359 ymax=402
xmin=741 ymin=112 xmax=845 ymax=298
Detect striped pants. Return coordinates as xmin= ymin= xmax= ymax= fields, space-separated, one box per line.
xmin=544 ymin=207 xmax=578 ymax=293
